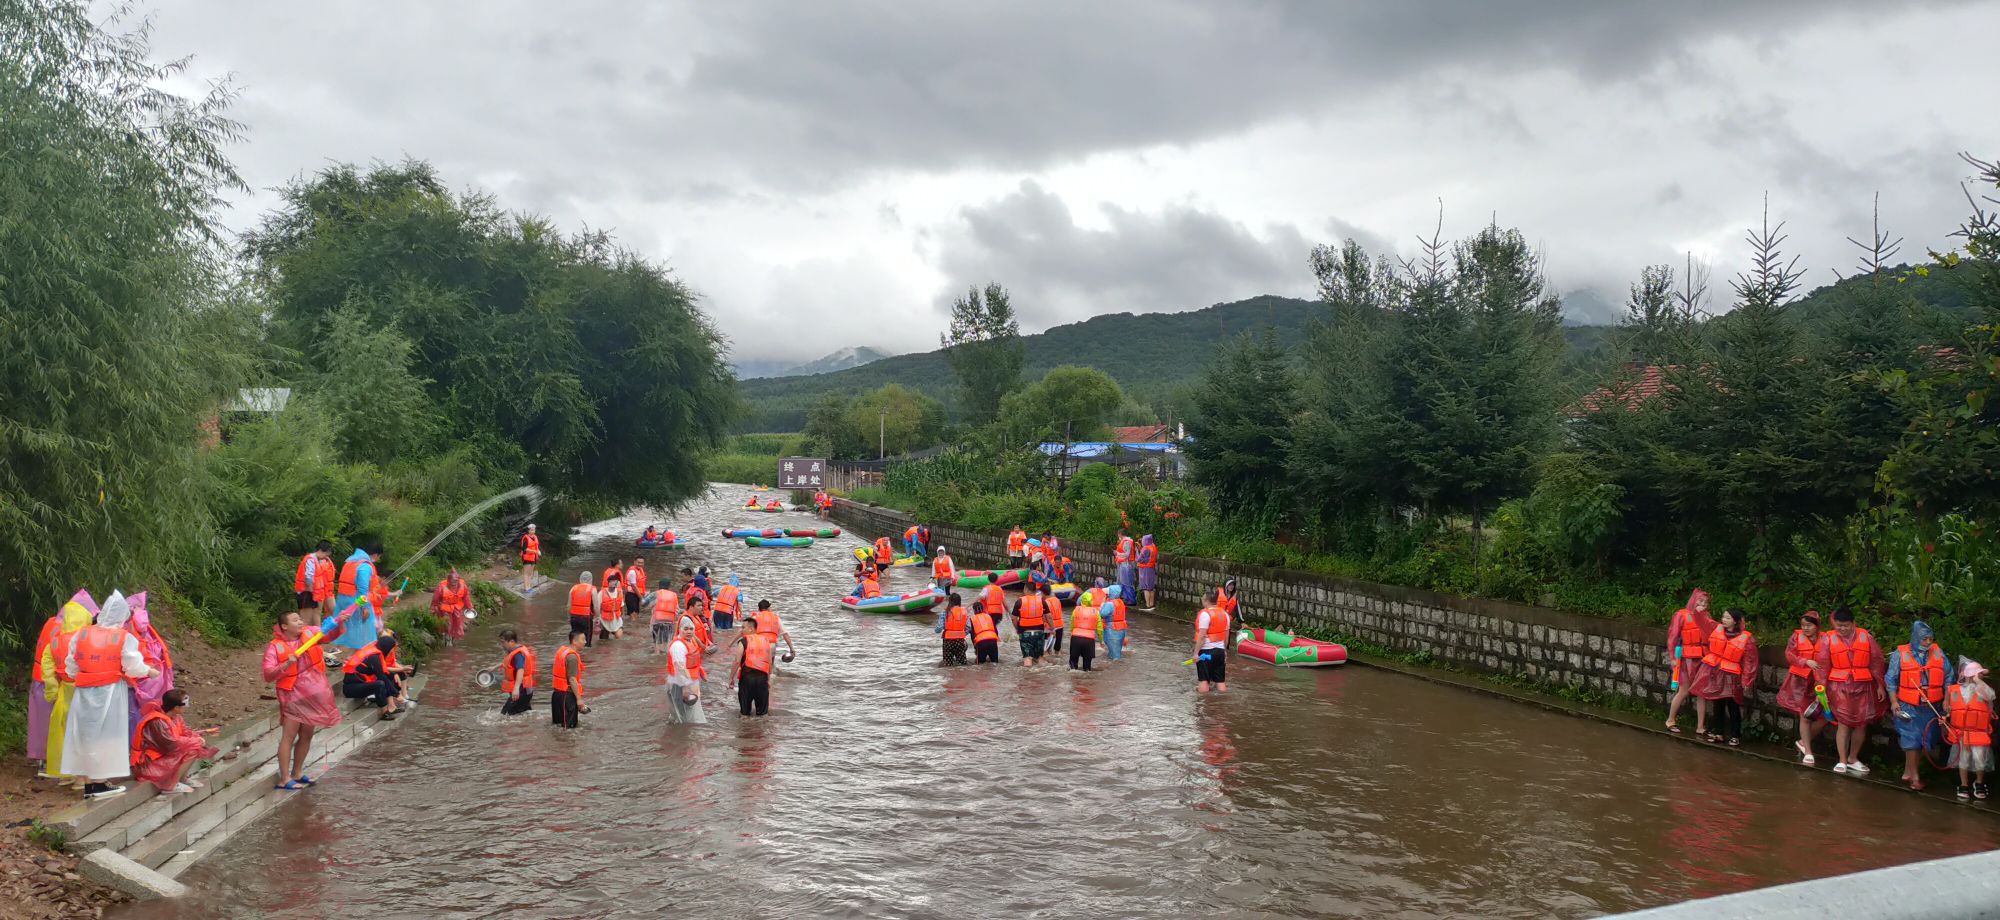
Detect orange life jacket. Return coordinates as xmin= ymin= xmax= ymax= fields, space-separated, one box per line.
xmin=756 ymin=610 xmax=782 ymax=638
xmin=874 ymin=538 xmax=893 ymax=562
xmin=1786 ymin=630 xmax=1818 ymax=678
xmin=942 ymin=606 xmax=968 ymax=641
xmin=1201 ymin=607 xmax=1232 ymax=644
xmin=1701 ymin=630 xmax=1753 ymax=675
xmin=435 ymin=579 xmax=470 ymax=613
xmin=932 ymin=556 xmax=954 ymax=581
xmin=1007 ymin=530 xmax=1025 ymax=554
xmin=904 ymin=526 xmax=919 ymax=542
xmin=625 ymin=565 xmax=646 ymax=594
xmin=857 ymin=576 xmax=881 ymax=598
xmin=268 ymin=635 xmax=323 ymax=692
xmin=981 ymin=585 xmax=1007 ymax=618
xmin=1072 ymin=606 xmax=1101 ymax=640
xmin=1046 ymin=597 xmax=1065 ymax=632
xmin=1014 ymin=592 xmax=1044 ymax=628
xmin=1107 ymin=598 xmax=1128 ymax=630
xmin=684 ymin=585 xmax=710 ymax=614
xmin=568 ymin=584 xmax=595 ymax=618
xmin=1674 ymin=609 xmax=1709 ymax=659
xmin=1136 ymin=544 xmax=1157 ymax=568
xmin=1947 ymin=687 xmax=1993 ymax=747
xmin=294 ymin=553 xmax=316 ymax=593
xmin=313 ymin=556 xmax=335 ymax=601
xmin=652 ymin=590 xmax=681 ymax=623
xmin=341 ymin=644 xmax=382 ymax=677
xmin=1895 ymin=645 xmax=1948 ymax=705
xmin=1826 ymin=630 xmax=1876 ymax=683
xmin=49 ymin=629 xmax=81 ymax=685
xmin=129 ymin=710 xmax=172 ymax=767
xmin=686 ymin=638 xmax=706 ymax=681
xmin=1115 ymin=536 xmax=1134 ymax=564
xmin=743 ymin=633 xmax=775 ymax=674
xmin=71 ymin=626 xmax=128 ymax=688
xmin=600 ymin=567 xmax=621 ymax=594
xmin=1217 ymin=592 xmax=1238 ymax=616
xmin=503 ymin=646 xmax=536 ymax=693
xmin=552 ymin=645 xmax=583 ymax=693
xmin=599 ymin=584 xmax=623 ymax=618
xmin=971 ymin=611 xmax=998 ymax=643
xmin=520 ymin=533 xmax=540 ymax=562
xmin=716 ymin=585 xmax=742 ymax=615
xmin=31 ymin=616 xmax=60 ymax=684
xmin=337 ymin=558 xmax=365 ymax=597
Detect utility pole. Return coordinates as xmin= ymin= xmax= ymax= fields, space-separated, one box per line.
xmin=879 ymin=408 xmax=886 ymax=461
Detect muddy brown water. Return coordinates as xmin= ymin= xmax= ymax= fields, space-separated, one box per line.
xmin=112 ymin=489 xmax=2000 ymax=919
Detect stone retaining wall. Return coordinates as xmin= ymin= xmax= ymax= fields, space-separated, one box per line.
xmin=834 ymin=498 xmax=1820 ymax=735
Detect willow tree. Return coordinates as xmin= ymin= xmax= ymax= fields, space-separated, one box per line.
xmin=0 ymin=1 xmax=255 ymax=634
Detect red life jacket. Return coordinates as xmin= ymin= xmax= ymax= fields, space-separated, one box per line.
xmin=742 ymin=634 xmax=775 ymax=674
xmin=1895 ymin=645 xmax=1948 ymax=705
xmin=1701 ymin=630 xmax=1754 ymax=675
xmin=341 ymin=645 xmax=382 ymax=677
xmin=129 ymin=710 xmax=172 ymax=767
xmin=520 ymin=533 xmax=540 ymax=562
xmin=294 ymin=553 xmax=316 ymax=593
xmin=71 ymin=626 xmax=128 ymax=688
xmin=1826 ymin=630 xmax=1876 ymax=683
xmin=1786 ymin=630 xmax=1818 ymax=678
xmin=1675 ymin=609 xmax=1710 ymax=659
xmin=1947 ymin=687 xmax=1993 ymax=747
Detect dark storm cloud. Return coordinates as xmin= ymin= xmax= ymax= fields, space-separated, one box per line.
xmin=933 ymin=181 xmax=1314 ymax=327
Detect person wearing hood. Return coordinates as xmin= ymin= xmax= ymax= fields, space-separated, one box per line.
xmin=1101 ymin=584 xmax=1130 ymax=661
xmin=131 ymin=689 xmax=217 ymax=795
xmin=1664 ymin=589 xmax=1716 ymax=736
xmin=61 ymin=591 xmax=159 ymax=800
xmin=37 ymin=591 xmax=95 ymax=782
xmin=1775 ymin=611 xmax=1830 ymax=765
xmin=263 ymin=608 xmax=346 ymax=790
xmin=930 ymin=546 xmax=957 ymax=585
xmin=124 ymin=593 xmax=174 ymax=717
xmin=1114 ymin=528 xmax=1138 ymax=610
xmin=333 ymin=543 xmax=397 ymax=652
xmin=1689 ymin=608 xmax=1759 ymax=746
xmin=1945 ymin=659 xmax=1992 ymax=800
xmin=665 ymin=616 xmax=707 ymax=724
xmin=432 ymin=568 xmax=472 ymax=645
xmin=1136 ymin=535 xmax=1159 ymax=610
xmin=1816 ymin=607 xmax=1888 ymax=775
xmin=1887 ymin=618 xmax=1957 ymax=791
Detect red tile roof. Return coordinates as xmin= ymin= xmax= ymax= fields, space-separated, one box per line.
xmin=1111 ymin=425 xmax=1173 ymax=443
xmin=1570 ymin=365 xmax=1674 ymax=416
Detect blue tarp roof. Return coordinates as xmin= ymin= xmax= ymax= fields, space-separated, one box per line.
xmin=1036 ymin=442 xmax=1180 ymax=458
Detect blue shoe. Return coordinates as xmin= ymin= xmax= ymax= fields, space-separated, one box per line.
xmin=294 ymin=774 xmax=317 ymax=786
xmin=275 ymin=780 xmax=303 ymax=791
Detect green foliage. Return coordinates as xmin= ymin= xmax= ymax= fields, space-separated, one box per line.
xmin=737 ymin=294 xmax=1315 ymax=430
xmin=803 ymin=384 xmax=946 ymax=460
xmin=940 ymin=282 xmax=1025 ymax=424
xmin=0 ymin=1 xmax=257 ymax=640
xmin=1186 ymin=333 xmax=1296 ymax=534
xmin=995 ymin=366 xmax=1124 ymax=445
xmin=312 ymin=304 xmax=438 ymax=465
xmin=26 ymin=819 xmax=66 ymax=853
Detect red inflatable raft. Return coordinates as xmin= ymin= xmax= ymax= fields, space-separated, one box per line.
xmin=1234 ymin=628 xmax=1347 ymax=667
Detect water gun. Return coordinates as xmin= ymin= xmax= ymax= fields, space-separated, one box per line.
xmin=1670 ymin=642 xmax=1681 ymax=691
xmin=1802 ymin=684 xmax=1832 ymax=721
xmin=292 ymin=595 xmax=368 ymax=659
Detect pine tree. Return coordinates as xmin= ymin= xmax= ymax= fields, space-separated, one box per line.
xmin=1188 ymin=333 xmax=1297 ymax=533
xmin=939 ymin=282 xmax=1025 ymax=425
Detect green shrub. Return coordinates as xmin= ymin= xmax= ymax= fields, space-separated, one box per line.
xmin=705 ymin=453 xmax=779 ymax=485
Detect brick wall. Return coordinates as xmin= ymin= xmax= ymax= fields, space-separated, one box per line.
xmin=834 ymin=498 xmax=1826 ymax=735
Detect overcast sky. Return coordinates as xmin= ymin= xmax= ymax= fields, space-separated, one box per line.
xmin=140 ymin=0 xmax=2000 ymax=362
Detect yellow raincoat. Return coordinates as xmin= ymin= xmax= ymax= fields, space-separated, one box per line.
xmin=39 ymin=601 xmax=91 ymax=778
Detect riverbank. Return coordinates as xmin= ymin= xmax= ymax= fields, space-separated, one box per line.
xmin=831 ymin=497 xmax=2000 ymax=817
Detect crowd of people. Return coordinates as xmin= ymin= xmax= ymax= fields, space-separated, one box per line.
xmin=29 ymin=590 xmax=194 ymax=801
xmin=1663 ymin=590 xmax=1993 ymax=800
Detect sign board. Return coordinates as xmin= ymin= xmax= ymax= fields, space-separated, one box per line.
xmin=777 ymin=457 xmax=828 ymax=489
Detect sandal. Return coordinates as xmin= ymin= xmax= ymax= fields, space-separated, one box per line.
xmin=1976 ymin=782 xmax=1990 ymax=800
xmin=1727 ymin=737 xmax=1740 ymax=747
xmin=294 ymin=775 xmax=317 ymax=786
xmin=275 ymin=780 xmax=303 ymax=791
xmin=1666 ymin=724 xmax=1682 ymax=734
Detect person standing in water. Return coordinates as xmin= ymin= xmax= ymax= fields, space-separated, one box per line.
xmin=1818 ymin=607 xmax=1887 ymax=775
xmin=969 ymin=598 xmax=1001 ymax=664
xmin=750 ymin=599 xmax=796 ymax=662
xmin=730 ymin=613 xmax=781 ymax=717
xmin=713 ymin=575 xmax=743 ymax=631
xmin=519 ymin=524 xmax=541 ymax=593
xmin=497 ymin=628 xmax=535 ymax=716
xmin=432 ymin=567 xmax=472 ymax=646
xmin=1069 ymin=593 xmax=1101 ymax=671
xmin=936 ymin=597 xmax=970 ymax=666
xmin=649 ymin=579 xmax=682 ymax=655
xmin=931 ymin=546 xmax=957 ymax=586
xmin=665 ymin=617 xmax=707 ymax=724
xmin=597 ymin=564 xmax=627 ymax=641
xmin=550 ymin=630 xmax=589 ymax=729
xmin=1775 ymin=611 xmax=1830 ymax=764
xmin=623 ymin=557 xmax=648 ymax=623
xmin=1041 ymin=584 xmax=1065 ymax=656
xmin=1193 ymin=588 xmax=1234 ymax=693
xmin=567 ymin=573 xmax=598 ymax=649
xmin=1010 ymin=585 xmax=1047 ymax=668
xmin=1101 ymin=585 xmax=1129 ymax=661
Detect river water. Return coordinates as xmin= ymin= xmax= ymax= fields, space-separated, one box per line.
xmin=115 ymin=489 xmax=2000 ymax=919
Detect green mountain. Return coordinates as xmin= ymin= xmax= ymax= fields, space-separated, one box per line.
xmin=736 ymin=294 xmax=1318 ymax=430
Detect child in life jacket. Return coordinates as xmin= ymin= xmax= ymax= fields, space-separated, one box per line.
xmin=1948 ymin=659 xmax=1993 ymax=801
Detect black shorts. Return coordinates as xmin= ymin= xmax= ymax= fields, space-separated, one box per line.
xmin=1196 ymin=649 xmax=1227 ymax=683
xmin=974 ymin=639 xmax=1000 ymax=663
xmin=502 ymin=688 xmax=534 ymax=715
xmin=569 ymin=615 xmax=593 ymax=647
xmin=551 ymin=689 xmax=579 ymax=727
xmin=296 ymin=591 xmax=317 ymax=610
xmin=624 ymin=591 xmax=642 ymax=615
xmin=738 ymin=669 xmax=770 ymax=716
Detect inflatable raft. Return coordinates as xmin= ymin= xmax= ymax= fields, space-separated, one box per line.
xmin=1050 ymin=582 xmax=1079 ymax=603
xmin=756 ymin=504 xmax=783 ymax=513
xmin=839 ymin=587 xmax=946 ymax=614
xmin=745 ymin=536 xmax=814 ymax=548
xmin=957 ymin=568 xmax=1029 ymax=589
xmin=633 ymin=538 xmax=690 ymax=549
xmin=850 ymin=547 xmax=923 ymax=567
xmin=786 ymin=527 xmax=841 ymax=538
xmin=723 ymin=527 xmax=784 ymax=538
xmin=1235 ymin=629 xmax=1347 ymax=667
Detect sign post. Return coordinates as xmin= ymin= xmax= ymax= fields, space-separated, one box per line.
xmin=777 ymin=457 xmax=828 ymax=490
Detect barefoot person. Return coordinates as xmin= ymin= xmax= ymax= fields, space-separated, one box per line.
xmin=551 ymin=630 xmax=589 ymax=729
xmin=1101 ymin=585 xmax=1130 ymax=662
xmin=130 ymin=689 xmax=218 ymax=796
xmin=729 ymin=613 xmax=786 ymax=718
xmin=61 ymin=592 xmax=159 ymax=800
xmin=1008 ymin=583 xmax=1046 ymax=668
xmin=1888 ymin=619 xmax=1956 ymax=791
xmin=497 ymin=628 xmax=535 ymax=716
xmin=1194 ymin=588 xmax=1234 ymax=694
xmin=1819 ymin=607 xmax=1887 ymax=775
xmin=263 ymin=609 xmax=344 ymax=791
xmin=650 ymin=580 xmax=682 ymax=654
xmin=1776 ymin=611 xmax=1830 ymax=764
xmin=1689 ymin=609 xmax=1758 ymax=747
xmin=1947 ymin=660 xmax=1992 ymax=801
xmin=665 ymin=617 xmax=707 ymax=724
xmin=936 ymin=597 xmax=970 ymax=666
xmin=1664 ymin=589 xmax=1715 ymax=735
xmin=519 ymin=524 xmax=541 ymax=593
xmin=969 ymin=599 xmax=1001 ymax=664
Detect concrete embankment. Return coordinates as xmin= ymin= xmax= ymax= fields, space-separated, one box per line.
xmin=45 ymin=671 xmax=427 ymax=900
xmin=830 ymin=497 xmax=2000 ymax=815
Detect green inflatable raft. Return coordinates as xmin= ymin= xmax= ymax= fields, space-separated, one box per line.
xmin=744 ymin=536 xmax=814 ymax=548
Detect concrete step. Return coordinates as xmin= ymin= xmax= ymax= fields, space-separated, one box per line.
xmin=48 ymin=694 xmax=295 ymax=842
